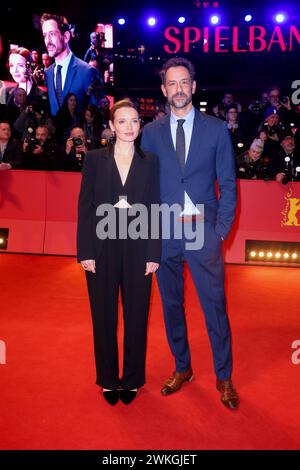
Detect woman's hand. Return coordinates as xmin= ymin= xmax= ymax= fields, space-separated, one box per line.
xmin=145 ymin=262 xmax=159 ymax=276
xmin=80 ymin=259 xmax=96 ymax=273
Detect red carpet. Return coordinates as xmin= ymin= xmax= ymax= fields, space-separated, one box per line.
xmin=0 ymin=254 xmax=299 ymax=450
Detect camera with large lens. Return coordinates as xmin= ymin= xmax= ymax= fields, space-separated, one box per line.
xmin=257 ymin=156 xmax=272 ymax=181
xmin=262 ymin=122 xmax=282 ymax=138
xmin=267 ymin=125 xmax=280 ymax=137
xmin=35 ymin=66 xmax=44 ymax=78
xmin=250 ymin=99 xmax=263 ymax=114
xmin=72 ymin=137 xmax=83 ymax=146
xmin=26 ymin=136 xmax=40 ymax=153
xmin=281 ymin=157 xmax=300 ymax=184
xmin=237 ymin=161 xmax=257 ymax=179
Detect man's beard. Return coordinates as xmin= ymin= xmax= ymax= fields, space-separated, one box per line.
xmin=169 ymin=92 xmax=192 ymax=109
xmin=47 ymin=42 xmax=66 ymax=58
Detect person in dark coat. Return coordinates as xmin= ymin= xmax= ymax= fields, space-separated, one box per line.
xmin=77 ymin=100 xmax=161 ymax=405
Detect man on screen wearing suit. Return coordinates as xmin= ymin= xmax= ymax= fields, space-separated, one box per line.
xmin=41 ymin=13 xmax=100 ymax=117
xmin=141 ymin=58 xmax=239 ymax=409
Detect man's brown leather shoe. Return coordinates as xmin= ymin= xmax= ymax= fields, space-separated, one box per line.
xmin=216 ymin=379 xmax=239 ymax=409
xmin=161 ymin=368 xmax=193 ymax=396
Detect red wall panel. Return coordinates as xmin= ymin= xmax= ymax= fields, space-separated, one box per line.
xmin=1 ymin=171 xmax=300 ymax=263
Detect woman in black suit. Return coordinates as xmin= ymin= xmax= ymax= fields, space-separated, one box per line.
xmin=77 ymin=100 xmax=160 ymax=405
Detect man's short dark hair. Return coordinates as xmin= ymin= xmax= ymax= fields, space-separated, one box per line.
xmin=159 ymin=57 xmax=195 ymax=85
xmin=36 ymin=124 xmax=50 ymax=134
xmin=0 ymin=119 xmax=11 ymax=126
xmin=40 ymin=13 xmax=70 ymax=36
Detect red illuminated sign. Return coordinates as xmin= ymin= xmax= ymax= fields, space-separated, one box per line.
xmin=164 ymin=25 xmax=300 ymax=53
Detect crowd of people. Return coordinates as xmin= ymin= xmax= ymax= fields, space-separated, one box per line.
xmin=0 ymin=13 xmax=300 ymax=183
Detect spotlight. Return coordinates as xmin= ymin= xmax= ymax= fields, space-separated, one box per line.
xmin=275 ymin=13 xmax=286 ymax=24
xmin=118 ymin=18 xmax=126 ymax=26
xmin=178 ymin=17 xmax=186 ymax=24
xmin=210 ymin=15 xmax=220 ymax=25
xmin=244 ymin=14 xmax=252 ymax=22
xmin=246 ymin=241 xmax=300 ymax=264
xmin=147 ymin=17 xmax=157 ymax=26
xmin=0 ymin=228 xmax=9 ymax=250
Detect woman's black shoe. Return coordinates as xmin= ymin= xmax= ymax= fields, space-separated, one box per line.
xmin=102 ymin=390 xmax=119 ymax=405
xmin=120 ymin=389 xmax=137 ymax=405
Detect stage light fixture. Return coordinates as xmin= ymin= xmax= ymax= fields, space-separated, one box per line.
xmin=118 ymin=18 xmax=126 ymax=26
xmin=147 ymin=17 xmax=157 ymax=26
xmin=0 ymin=228 xmax=9 ymax=250
xmin=246 ymin=241 xmax=300 ymax=265
xmin=275 ymin=13 xmax=286 ymax=23
xmin=178 ymin=17 xmax=186 ymax=24
xmin=244 ymin=14 xmax=252 ymax=22
xmin=210 ymin=15 xmax=220 ymax=25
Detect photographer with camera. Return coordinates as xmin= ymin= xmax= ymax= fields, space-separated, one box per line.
xmin=22 ymin=124 xmax=58 ymax=170
xmin=257 ymin=107 xmax=284 ymax=161
xmin=236 ymin=138 xmax=266 ymax=179
xmin=272 ymin=130 xmax=300 ymax=184
xmin=61 ymin=126 xmax=89 ymax=171
xmin=263 ymin=86 xmax=300 ymax=127
xmin=13 ymin=97 xmax=55 ymax=142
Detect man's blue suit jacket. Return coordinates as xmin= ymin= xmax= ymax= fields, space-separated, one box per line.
xmin=45 ymin=54 xmax=99 ymax=116
xmin=141 ymin=109 xmax=237 ymax=241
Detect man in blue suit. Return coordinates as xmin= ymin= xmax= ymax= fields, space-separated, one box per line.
xmin=41 ymin=13 xmax=99 ymax=116
xmin=141 ymin=58 xmax=239 ymax=409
